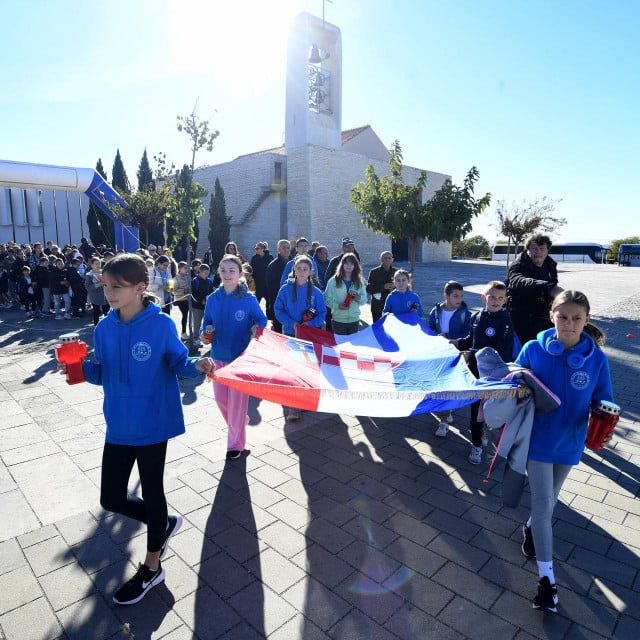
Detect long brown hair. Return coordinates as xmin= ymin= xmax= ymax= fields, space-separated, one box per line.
xmin=335 ymin=252 xmax=362 ymax=287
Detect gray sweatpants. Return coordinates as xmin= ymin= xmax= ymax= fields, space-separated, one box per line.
xmin=526 ymin=459 xmax=573 ymax=563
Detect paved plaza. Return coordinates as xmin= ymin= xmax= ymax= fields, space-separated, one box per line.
xmin=0 ymin=260 xmax=639 ymax=639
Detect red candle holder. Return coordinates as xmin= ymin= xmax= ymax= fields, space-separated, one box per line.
xmin=54 ymin=333 xmax=88 ymax=385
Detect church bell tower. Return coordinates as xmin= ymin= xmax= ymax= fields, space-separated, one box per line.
xmin=285 ymin=12 xmax=342 ymax=150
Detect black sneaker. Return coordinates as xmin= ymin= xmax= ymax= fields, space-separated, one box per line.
xmin=532 ymin=576 xmax=558 ymax=612
xmin=113 ymin=562 xmax=165 ymax=605
xmin=226 ymin=450 xmax=242 ymax=460
xmin=159 ymin=514 xmax=183 ymax=560
xmin=522 ymin=523 xmax=536 ymax=559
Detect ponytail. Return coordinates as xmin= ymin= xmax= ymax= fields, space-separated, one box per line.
xmin=584 ymin=323 xmax=605 ymax=348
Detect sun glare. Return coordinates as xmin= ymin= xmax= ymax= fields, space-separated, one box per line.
xmin=166 ymin=0 xmax=298 ymax=94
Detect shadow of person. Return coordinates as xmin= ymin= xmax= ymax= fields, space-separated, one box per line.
xmin=193 ymin=454 xmax=265 ymax=638
xmin=282 ymin=414 xmax=468 ymax=637
xmin=580 ymin=443 xmax=640 ymax=497
xmin=51 ymin=484 xmax=176 ymax=639
xmin=179 ymin=373 xmax=208 ymax=405
xmin=23 ymin=358 xmax=57 ymax=384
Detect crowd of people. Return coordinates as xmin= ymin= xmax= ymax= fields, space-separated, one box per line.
xmin=4 ymin=233 xmax=617 ymax=614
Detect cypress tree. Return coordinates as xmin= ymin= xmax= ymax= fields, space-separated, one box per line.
xmin=208 ymin=177 xmax=230 ymax=267
xmin=112 ymin=149 xmax=131 ymax=194
xmin=137 ymin=148 xmax=154 ymax=191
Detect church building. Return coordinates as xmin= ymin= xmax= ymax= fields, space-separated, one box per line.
xmin=194 ymin=12 xmax=452 ymax=262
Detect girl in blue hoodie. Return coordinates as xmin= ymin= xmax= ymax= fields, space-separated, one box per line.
xmin=59 ymin=253 xmax=213 ymax=606
xmin=382 ymin=269 xmax=424 ymax=317
xmin=274 ymin=255 xmax=326 ymax=421
xmin=201 ymin=254 xmax=267 ymax=459
xmin=515 ymin=290 xmax=615 ymax=613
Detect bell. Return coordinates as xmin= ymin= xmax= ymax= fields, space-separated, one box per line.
xmin=308 ymin=44 xmax=322 ymax=64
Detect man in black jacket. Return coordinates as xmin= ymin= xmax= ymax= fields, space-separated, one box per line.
xmin=250 ymin=241 xmax=271 ymax=305
xmin=506 ymin=234 xmax=563 ymax=344
xmin=366 ymin=251 xmax=397 ymax=323
xmin=265 ymin=239 xmax=291 ymax=333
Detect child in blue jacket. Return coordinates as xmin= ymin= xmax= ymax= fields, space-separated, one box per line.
xmin=515 ymin=290 xmax=615 ymax=613
xmin=274 ymin=255 xmax=327 ymax=338
xmin=274 ymin=255 xmax=326 ymax=421
xmin=382 ymin=269 xmax=424 ymax=317
xmin=427 ymin=280 xmax=472 ymax=437
xmin=428 ymin=280 xmax=471 ymax=339
xmin=59 ymin=253 xmax=213 ymax=606
xmin=201 ymin=254 xmax=267 ymax=459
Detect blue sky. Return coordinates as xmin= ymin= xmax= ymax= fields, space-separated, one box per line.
xmin=1 ymin=0 xmax=638 ymax=245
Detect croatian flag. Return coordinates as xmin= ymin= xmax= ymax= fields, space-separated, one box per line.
xmin=214 ymin=313 xmax=523 ymax=417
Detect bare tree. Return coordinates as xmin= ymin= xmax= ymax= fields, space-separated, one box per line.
xmin=494 ymin=197 xmax=566 ymax=264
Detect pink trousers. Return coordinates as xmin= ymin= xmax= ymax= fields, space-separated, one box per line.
xmin=213 ymin=360 xmax=249 ymax=452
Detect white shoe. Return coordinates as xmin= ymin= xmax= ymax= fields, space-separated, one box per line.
xmin=435 ymin=421 xmax=448 ymax=437
xmin=468 ymin=446 xmax=483 ymax=464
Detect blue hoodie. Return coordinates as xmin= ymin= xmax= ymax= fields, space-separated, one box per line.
xmin=427 ymin=301 xmax=471 ymax=339
xmin=274 ymin=279 xmax=327 ymax=336
xmin=383 ymin=289 xmax=425 ymax=317
xmin=516 ymin=327 xmax=614 ymax=465
xmin=201 ymin=285 xmax=267 ymax=362
xmin=83 ymin=303 xmax=201 ymax=446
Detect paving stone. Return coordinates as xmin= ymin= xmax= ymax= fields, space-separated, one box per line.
xmin=22 ymin=534 xmax=75 ymax=577
xmin=213 ymin=523 xmax=261 ymax=564
xmin=266 ymin=497 xmax=312 ymax=531
xmin=169 ymin=524 xmax=218 ymax=567
xmin=0 ymin=489 xmax=42 ymax=540
xmin=433 ymin=561 xmax=503 ymax=610
xmin=0 ymin=538 xmax=26 ymax=576
xmin=282 ymin=576 xmax=352 ymax=631
xmin=244 ymin=546 xmax=306 ymax=594
xmin=39 ymin=561 xmax=96 ymax=611
xmin=258 ymin=520 xmax=308 ymax=559
xmin=384 ymin=567 xmax=455 ymax=617
xmin=0 ymin=596 xmax=62 ymax=640
xmin=269 ymin=613 xmax=329 ymax=640
xmin=0 ymin=564 xmax=42 ymax=612
xmin=427 ymin=532 xmax=491 ymax=572
xmin=228 ymin=581 xmax=298 ymax=637
xmin=337 ymin=539 xmax=403 ymax=584
xmin=385 ymin=602 xmax=461 ymax=639
xmin=199 ymin=550 xmax=256 ymax=598
xmin=173 ymin=585 xmax=242 ymax=637
xmin=291 ymin=543 xmax=354 ymax=589
xmin=439 ymin=595 xmax=518 ymax=639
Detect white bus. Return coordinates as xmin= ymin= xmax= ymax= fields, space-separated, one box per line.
xmin=492 ymin=243 xmax=608 ymax=264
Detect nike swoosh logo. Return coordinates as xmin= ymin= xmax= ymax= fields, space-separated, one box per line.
xmin=142 ymin=579 xmax=154 ymax=589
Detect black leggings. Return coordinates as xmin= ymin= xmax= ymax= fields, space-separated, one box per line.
xmin=175 ymin=299 xmax=189 ymax=334
xmin=100 ymin=441 xmax=168 ymax=553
